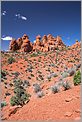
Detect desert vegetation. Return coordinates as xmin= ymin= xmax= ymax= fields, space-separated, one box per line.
xmin=1 ymin=34 xmax=81 ymax=121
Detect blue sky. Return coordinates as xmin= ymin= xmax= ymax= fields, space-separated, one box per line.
xmin=1 ymin=1 xmax=81 ymax=50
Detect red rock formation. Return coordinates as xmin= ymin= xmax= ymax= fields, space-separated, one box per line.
xmin=47 ymin=34 xmax=56 ymax=46
xmin=21 ymin=34 xmax=33 ymax=52
xmin=9 ymin=38 xmax=18 ymax=51
xmin=56 ymin=36 xmax=64 ymax=45
xmin=35 ymin=35 xmax=41 ymax=46
xmin=22 ymin=34 xmax=29 ymax=40
xmin=16 ymin=38 xmax=23 ymax=49
xmin=70 ymin=40 xmax=81 ymax=49
xmin=42 ymin=46 xmax=50 ymax=52
xmin=9 ymin=34 xmax=67 ymax=52
xmin=32 ymin=35 xmax=42 ymax=51
xmin=47 ymin=34 xmax=54 ymax=40
xmin=9 ymin=34 xmax=33 ymax=52
xmin=42 ymin=35 xmax=47 ymax=45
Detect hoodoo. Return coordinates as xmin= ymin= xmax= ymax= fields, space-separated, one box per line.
xmin=9 ymin=34 xmax=66 ymax=52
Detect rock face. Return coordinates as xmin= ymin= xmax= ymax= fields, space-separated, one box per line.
xmin=16 ymin=38 xmax=23 ymax=49
xmin=21 ymin=34 xmax=33 ymax=52
xmin=9 ymin=34 xmax=33 ymax=52
xmin=35 ymin=35 xmax=41 ymax=46
xmin=32 ymin=34 xmax=66 ymax=52
xmin=9 ymin=38 xmax=18 ymax=51
xmin=42 ymin=35 xmax=47 ymax=45
xmin=33 ymin=35 xmax=42 ymax=52
xmin=9 ymin=33 xmax=80 ymax=53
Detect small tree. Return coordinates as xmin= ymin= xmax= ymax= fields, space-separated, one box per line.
xmin=10 ymin=79 xmax=30 ymax=106
xmin=73 ymin=70 xmax=81 ymax=86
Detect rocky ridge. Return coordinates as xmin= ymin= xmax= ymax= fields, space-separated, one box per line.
xmin=9 ymin=34 xmax=67 ymax=52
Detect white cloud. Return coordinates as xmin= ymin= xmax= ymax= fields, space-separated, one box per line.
xmin=1 ymin=11 xmax=6 ymax=16
xmin=15 ymin=14 xmax=21 ymax=18
xmin=21 ymin=16 xmax=27 ymax=20
xmin=33 ymin=40 xmax=36 ymax=43
xmin=1 ymin=36 xmax=13 ymax=40
xmin=15 ymin=14 xmax=18 ymax=17
xmin=15 ymin=13 xmax=27 ymax=21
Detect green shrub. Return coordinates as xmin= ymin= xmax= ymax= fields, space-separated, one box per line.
xmin=37 ymin=70 xmax=42 ymax=74
xmin=23 ymin=80 xmax=30 ymax=88
xmin=26 ymin=68 xmax=32 ymax=72
xmin=5 ymin=92 xmax=11 ymax=96
xmin=50 ymin=63 xmax=55 ymax=67
xmin=47 ymin=75 xmax=51 ymax=80
xmin=10 ymin=96 xmax=18 ymax=106
xmin=33 ymin=83 xmax=41 ymax=93
xmin=38 ymin=75 xmax=44 ymax=80
xmin=38 ymin=59 xmax=41 ymax=62
xmin=28 ymin=76 xmax=31 ymax=79
xmin=62 ymin=81 xmax=71 ymax=90
xmin=43 ymin=53 xmax=47 ymax=57
xmin=37 ymin=91 xmax=44 ymax=98
xmin=51 ymin=73 xmax=58 ymax=77
xmin=1 ymin=70 xmax=8 ymax=79
xmin=61 ymin=72 xmax=68 ymax=78
xmin=51 ymin=85 xmax=59 ymax=94
xmin=1 ymin=101 xmax=7 ymax=108
xmin=8 ymin=57 xmax=15 ymax=64
xmin=10 ymin=79 xmax=30 ymax=106
xmin=31 ymin=74 xmax=34 ymax=77
xmin=12 ymin=72 xmax=20 ymax=77
xmin=73 ymin=71 xmax=81 ymax=85
xmin=37 ymin=51 xmax=41 ymax=54
xmin=30 ymin=53 xmax=38 ymax=57
xmin=9 ymin=83 xmax=13 ymax=87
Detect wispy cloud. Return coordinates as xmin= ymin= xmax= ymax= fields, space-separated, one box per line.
xmin=2 ymin=11 xmax=27 ymax=21
xmin=1 ymin=11 xmax=7 ymax=16
xmin=15 ymin=14 xmax=21 ymax=18
xmin=15 ymin=13 xmax=27 ymax=21
xmin=21 ymin=16 xmax=27 ymax=20
xmin=1 ymin=36 xmax=13 ymax=40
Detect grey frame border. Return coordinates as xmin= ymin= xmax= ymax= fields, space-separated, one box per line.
xmin=0 ymin=0 xmax=82 ymax=122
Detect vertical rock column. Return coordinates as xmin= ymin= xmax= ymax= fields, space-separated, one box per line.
xmin=33 ymin=35 xmax=41 ymax=51
xmin=21 ymin=34 xmax=33 ymax=52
